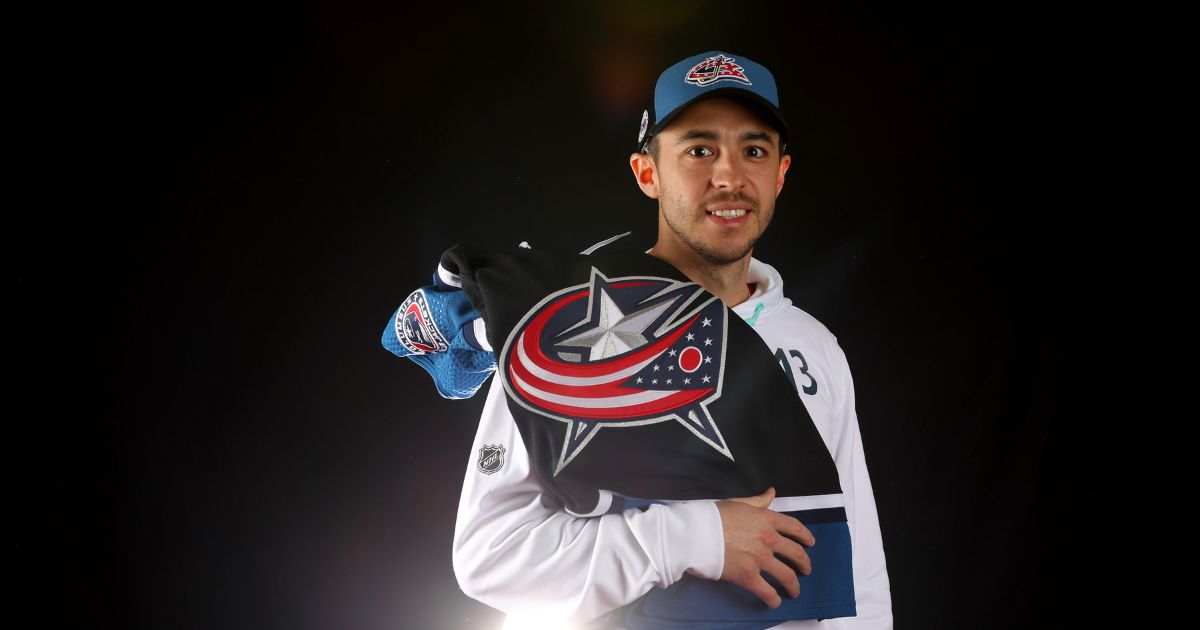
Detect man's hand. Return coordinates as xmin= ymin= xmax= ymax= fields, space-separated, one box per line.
xmin=715 ymin=486 xmax=815 ymax=608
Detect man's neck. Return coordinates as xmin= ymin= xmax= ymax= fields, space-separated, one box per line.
xmin=648 ymin=241 xmax=753 ymax=307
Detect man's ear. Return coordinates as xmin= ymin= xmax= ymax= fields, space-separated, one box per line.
xmin=776 ymin=153 xmax=792 ymax=196
xmin=629 ymin=151 xmax=659 ymax=199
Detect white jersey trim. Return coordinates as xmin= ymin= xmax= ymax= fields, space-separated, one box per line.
xmin=471 ymin=318 xmax=492 ymax=352
xmin=580 ymin=231 xmax=633 ymax=255
xmin=437 ymin=263 xmax=463 ymax=287
xmin=769 ymin=493 xmax=847 ymax=512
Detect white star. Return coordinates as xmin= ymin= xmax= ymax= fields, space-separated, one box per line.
xmin=652 ymin=364 xmax=659 ymax=371
xmin=636 ymin=377 xmax=643 ymax=384
xmin=701 ymin=317 xmax=712 ymax=327
xmin=668 ymin=365 xmax=674 ymax=371
xmin=666 ymin=378 xmax=672 ymax=384
xmin=686 ymin=332 xmax=695 ymax=341
xmin=668 ymin=349 xmax=677 ymax=357
xmin=704 ymin=338 xmax=712 ymax=346
xmin=651 ymin=378 xmax=657 ymax=384
xmin=704 ymin=356 xmax=712 ymax=364
xmin=702 ymin=375 xmax=711 ymax=383
xmin=556 ymin=285 xmax=676 ymax=361
xmin=683 ymin=377 xmax=691 ymax=384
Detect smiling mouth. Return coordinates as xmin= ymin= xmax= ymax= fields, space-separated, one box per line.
xmin=706 ymin=209 xmax=749 ymax=219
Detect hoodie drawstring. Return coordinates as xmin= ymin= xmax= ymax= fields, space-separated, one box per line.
xmin=742 ymin=302 xmax=764 ymax=327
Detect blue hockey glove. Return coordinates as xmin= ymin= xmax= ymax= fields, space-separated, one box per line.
xmin=381 ymin=271 xmax=496 ymax=399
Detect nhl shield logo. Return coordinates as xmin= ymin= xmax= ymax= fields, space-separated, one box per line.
xmin=477 ymin=444 xmax=506 ymax=475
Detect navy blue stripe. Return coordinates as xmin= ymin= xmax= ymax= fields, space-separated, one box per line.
xmin=606 ymin=499 xmax=846 ymax=524
xmin=461 ymin=321 xmax=486 ymax=351
xmin=781 ymin=506 xmax=846 ymax=524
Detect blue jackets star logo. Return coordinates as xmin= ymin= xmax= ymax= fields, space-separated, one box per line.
xmin=498 ymin=267 xmax=733 ymax=474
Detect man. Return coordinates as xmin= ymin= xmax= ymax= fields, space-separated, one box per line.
xmin=403 ymin=51 xmax=892 ymax=628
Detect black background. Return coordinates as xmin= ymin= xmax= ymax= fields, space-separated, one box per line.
xmin=20 ymin=2 xmax=1096 ymax=629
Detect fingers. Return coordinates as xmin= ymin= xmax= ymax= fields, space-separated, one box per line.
xmin=763 ymin=556 xmax=801 ymax=599
xmin=772 ymin=535 xmax=813 ymax=577
xmin=741 ymin=556 xmax=800 ymax=608
xmin=744 ymin=573 xmax=783 ymax=609
xmin=771 ymin=511 xmax=816 ymax=547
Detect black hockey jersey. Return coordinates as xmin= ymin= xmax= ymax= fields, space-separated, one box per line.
xmin=439 ymin=234 xmax=843 ymax=516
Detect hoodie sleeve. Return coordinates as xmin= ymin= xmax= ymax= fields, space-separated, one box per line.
xmin=451 ymin=375 xmax=727 ymax=623
xmin=825 ymin=341 xmax=893 ymax=629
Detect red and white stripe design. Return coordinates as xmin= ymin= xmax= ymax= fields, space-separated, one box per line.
xmin=506 ymin=285 xmax=715 ymax=420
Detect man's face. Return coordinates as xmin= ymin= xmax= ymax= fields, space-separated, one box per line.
xmin=650 ymin=96 xmax=791 ymax=266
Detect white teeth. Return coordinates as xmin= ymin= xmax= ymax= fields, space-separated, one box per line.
xmin=711 ymin=209 xmax=747 ymax=219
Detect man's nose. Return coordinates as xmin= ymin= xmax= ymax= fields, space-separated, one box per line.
xmin=711 ymin=151 xmax=745 ymax=190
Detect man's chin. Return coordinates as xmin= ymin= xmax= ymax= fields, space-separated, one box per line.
xmin=663 ymin=216 xmax=758 ymax=266
xmin=695 ymin=242 xmax=755 ymax=266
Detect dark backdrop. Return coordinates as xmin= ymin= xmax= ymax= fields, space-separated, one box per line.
xmin=20 ymin=3 xmax=1093 ymax=629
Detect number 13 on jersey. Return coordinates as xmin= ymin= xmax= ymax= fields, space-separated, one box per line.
xmin=775 ymin=347 xmax=818 ymax=396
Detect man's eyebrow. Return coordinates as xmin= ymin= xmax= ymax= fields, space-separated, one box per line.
xmin=742 ymin=130 xmax=777 ymax=147
xmin=676 ymin=129 xmax=718 ymax=144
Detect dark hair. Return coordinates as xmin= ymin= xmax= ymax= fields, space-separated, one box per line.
xmin=644 ymin=134 xmax=662 ymax=163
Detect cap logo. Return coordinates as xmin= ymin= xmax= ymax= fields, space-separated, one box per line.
xmin=638 ymin=109 xmax=649 ymax=143
xmin=684 ymin=54 xmax=751 ymax=87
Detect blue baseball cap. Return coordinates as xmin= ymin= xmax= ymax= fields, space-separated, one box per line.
xmin=638 ymin=51 xmax=789 ymax=154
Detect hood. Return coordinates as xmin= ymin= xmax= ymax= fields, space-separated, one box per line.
xmin=731 ymin=257 xmax=787 ymax=328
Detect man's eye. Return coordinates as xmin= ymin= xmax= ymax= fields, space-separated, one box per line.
xmin=746 ymin=146 xmax=766 ymax=158
xmin=688 ymin=146 xmax=713 ymax=157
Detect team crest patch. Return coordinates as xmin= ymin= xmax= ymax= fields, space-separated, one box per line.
xmin=498 ymin=268 xmax=732 ymax=474
xmin=684 ymin=54 xmax=751 ymax=87
xmin=394 ymin=289 xmax=450 ymax=355
xmin=638 ymin=109 xmax=649 ymax=144
xmin=478 ymin=444 xmax=506 ymax=474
